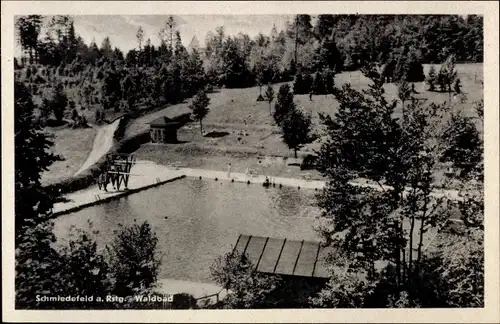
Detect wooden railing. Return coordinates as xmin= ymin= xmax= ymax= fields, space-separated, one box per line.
xmin=195 ymin=288 xmax=225 ymax=305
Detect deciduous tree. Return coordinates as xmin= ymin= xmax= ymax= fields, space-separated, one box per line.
xmin=314 ymin=65 xmax=457 ymax=306
xmin=439 ymin=111 xmax=482 ymax=176
xmin=106 ymin=221 xmax=161 ymax=297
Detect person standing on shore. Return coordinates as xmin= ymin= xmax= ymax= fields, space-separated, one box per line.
xmin=227 ymin=163 xmax=232 ymax=178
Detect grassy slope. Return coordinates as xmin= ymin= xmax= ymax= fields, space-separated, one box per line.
xmin=134 ymin=63 xmax=483 ymax=183
xmin=41 ymin=126 xmax=97 ymax=185
xmin=40 ymin=63 xmax=483 ymax=185
xmin=131 ymin=63 xmax=483 ymax=135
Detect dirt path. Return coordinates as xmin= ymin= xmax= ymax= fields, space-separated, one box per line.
xmin=74 ymin=118 xmax=122 ymax=176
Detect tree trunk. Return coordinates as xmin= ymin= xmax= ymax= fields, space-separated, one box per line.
xmin=29 ymin=47 xmax=34 ymax=65
xmin=407 ymin=185 xmax=419 ymax=286
xmin=408 ymin=210 xmax=416 ymax=285
xmin=200 ymin=119 xmax=203 ymax=136
xmin=294 ymin=148 xmax=297 ymax=158
xmin=395 ymin=221 xmax=401 ymax=287
xmin=294 ymin=15 xmax=298 ymax=65
xmin=269 ymin=102 xmax=272 ymax=116
xmin=416 ymin=193 xmax=429 ymax=267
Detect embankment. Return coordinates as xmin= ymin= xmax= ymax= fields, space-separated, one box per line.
xmin=44 ymin=112 xmax=193 ymax=196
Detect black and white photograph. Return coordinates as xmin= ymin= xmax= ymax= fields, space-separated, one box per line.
xmin=2 ymin=1 xmax=499 ymax=322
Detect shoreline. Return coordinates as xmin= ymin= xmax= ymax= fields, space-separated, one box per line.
xmin=50 ymin=160 xmax=466 ymax=221
xmin=50 ymin=160 xmax=325 ymax=218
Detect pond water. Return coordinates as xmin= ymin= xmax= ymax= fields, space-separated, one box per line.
xmin=53 ymin=178 xmax=321 ymax=283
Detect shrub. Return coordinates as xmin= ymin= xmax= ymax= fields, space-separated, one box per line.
xmin=33 ymin=75 xmax=47 ymax=84
xmin=106 ymin=221 xmax=161 ymax=297
xmin=426 ymin=65 xmax=437 ymax=91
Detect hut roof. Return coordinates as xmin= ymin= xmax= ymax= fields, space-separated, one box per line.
xmin=148 ymin=116 xmax=181 ymax=128
xmin=232 ymin=234 xmax=333 ymax=278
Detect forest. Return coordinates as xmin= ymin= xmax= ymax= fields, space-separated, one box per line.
xmin=15 ymin=14 xmax=483 ymax=126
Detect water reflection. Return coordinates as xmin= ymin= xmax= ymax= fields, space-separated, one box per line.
xmin=53 ymin=178 xmax=320 ymax=283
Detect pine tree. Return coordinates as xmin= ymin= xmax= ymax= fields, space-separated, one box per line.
xmin=280 ymin=107 xmax=312 ymax=158
xmin=136 ymin=26 xmax=144 ymax=51
xmin=121 ymin=74 xmax=137 ymax=111
xmin=264 ymin=84 xmax=275 ymax=116
xmin=453 ymin=78 xmax=462 ymax=94
xmin=303 ymin=73 xmax=313 ymax=95
xmin=314 ymin=37 xmax=343 ymax=72
xmin=293 ymin=72 xmax=305 ymax=94
xmin=49 ymin=83 xmax=68 ymax=122
xmin=273 ymin=84 xmax=295 ymax=125
xmin=312 ymin=71 xmax=326 ymax=95
xmin=14 ymin=81 xmax=60 ymax=240
xmin=405 ymin=49 xmax=425 ymax=83
xmin=16 ymin=15 xmax=44 ymax=64
xmin=324 ymin=69 xmax=335 ymax=96
xmin=189 ymin=89 xmax=210 ymax=135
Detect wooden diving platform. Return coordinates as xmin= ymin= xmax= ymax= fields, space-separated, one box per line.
xmin=232 ymin=234 xmax=332 ymax=279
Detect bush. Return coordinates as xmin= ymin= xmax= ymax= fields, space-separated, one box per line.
xmin=106 ymin=221 xmax=161 ymax=297
xmin=171 ymin=293 xmax=197 ymax=309
xmin=426 ymin=65 xmax=437 ymax=91
xmin=16 ymin=219 xmax=163 ymax=309
xmin=301 ymin=154 xmax=318 ymax=170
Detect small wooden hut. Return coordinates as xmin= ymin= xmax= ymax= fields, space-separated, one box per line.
xmin=148 ymin=116 xmax=181 ymax=143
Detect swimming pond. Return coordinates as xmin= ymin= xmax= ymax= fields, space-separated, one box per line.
xmin=53 ymin=177 xmax=321 ymax=283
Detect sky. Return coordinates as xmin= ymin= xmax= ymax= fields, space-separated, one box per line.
xmin=15 ymin=15 xmax=294 ymax=56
